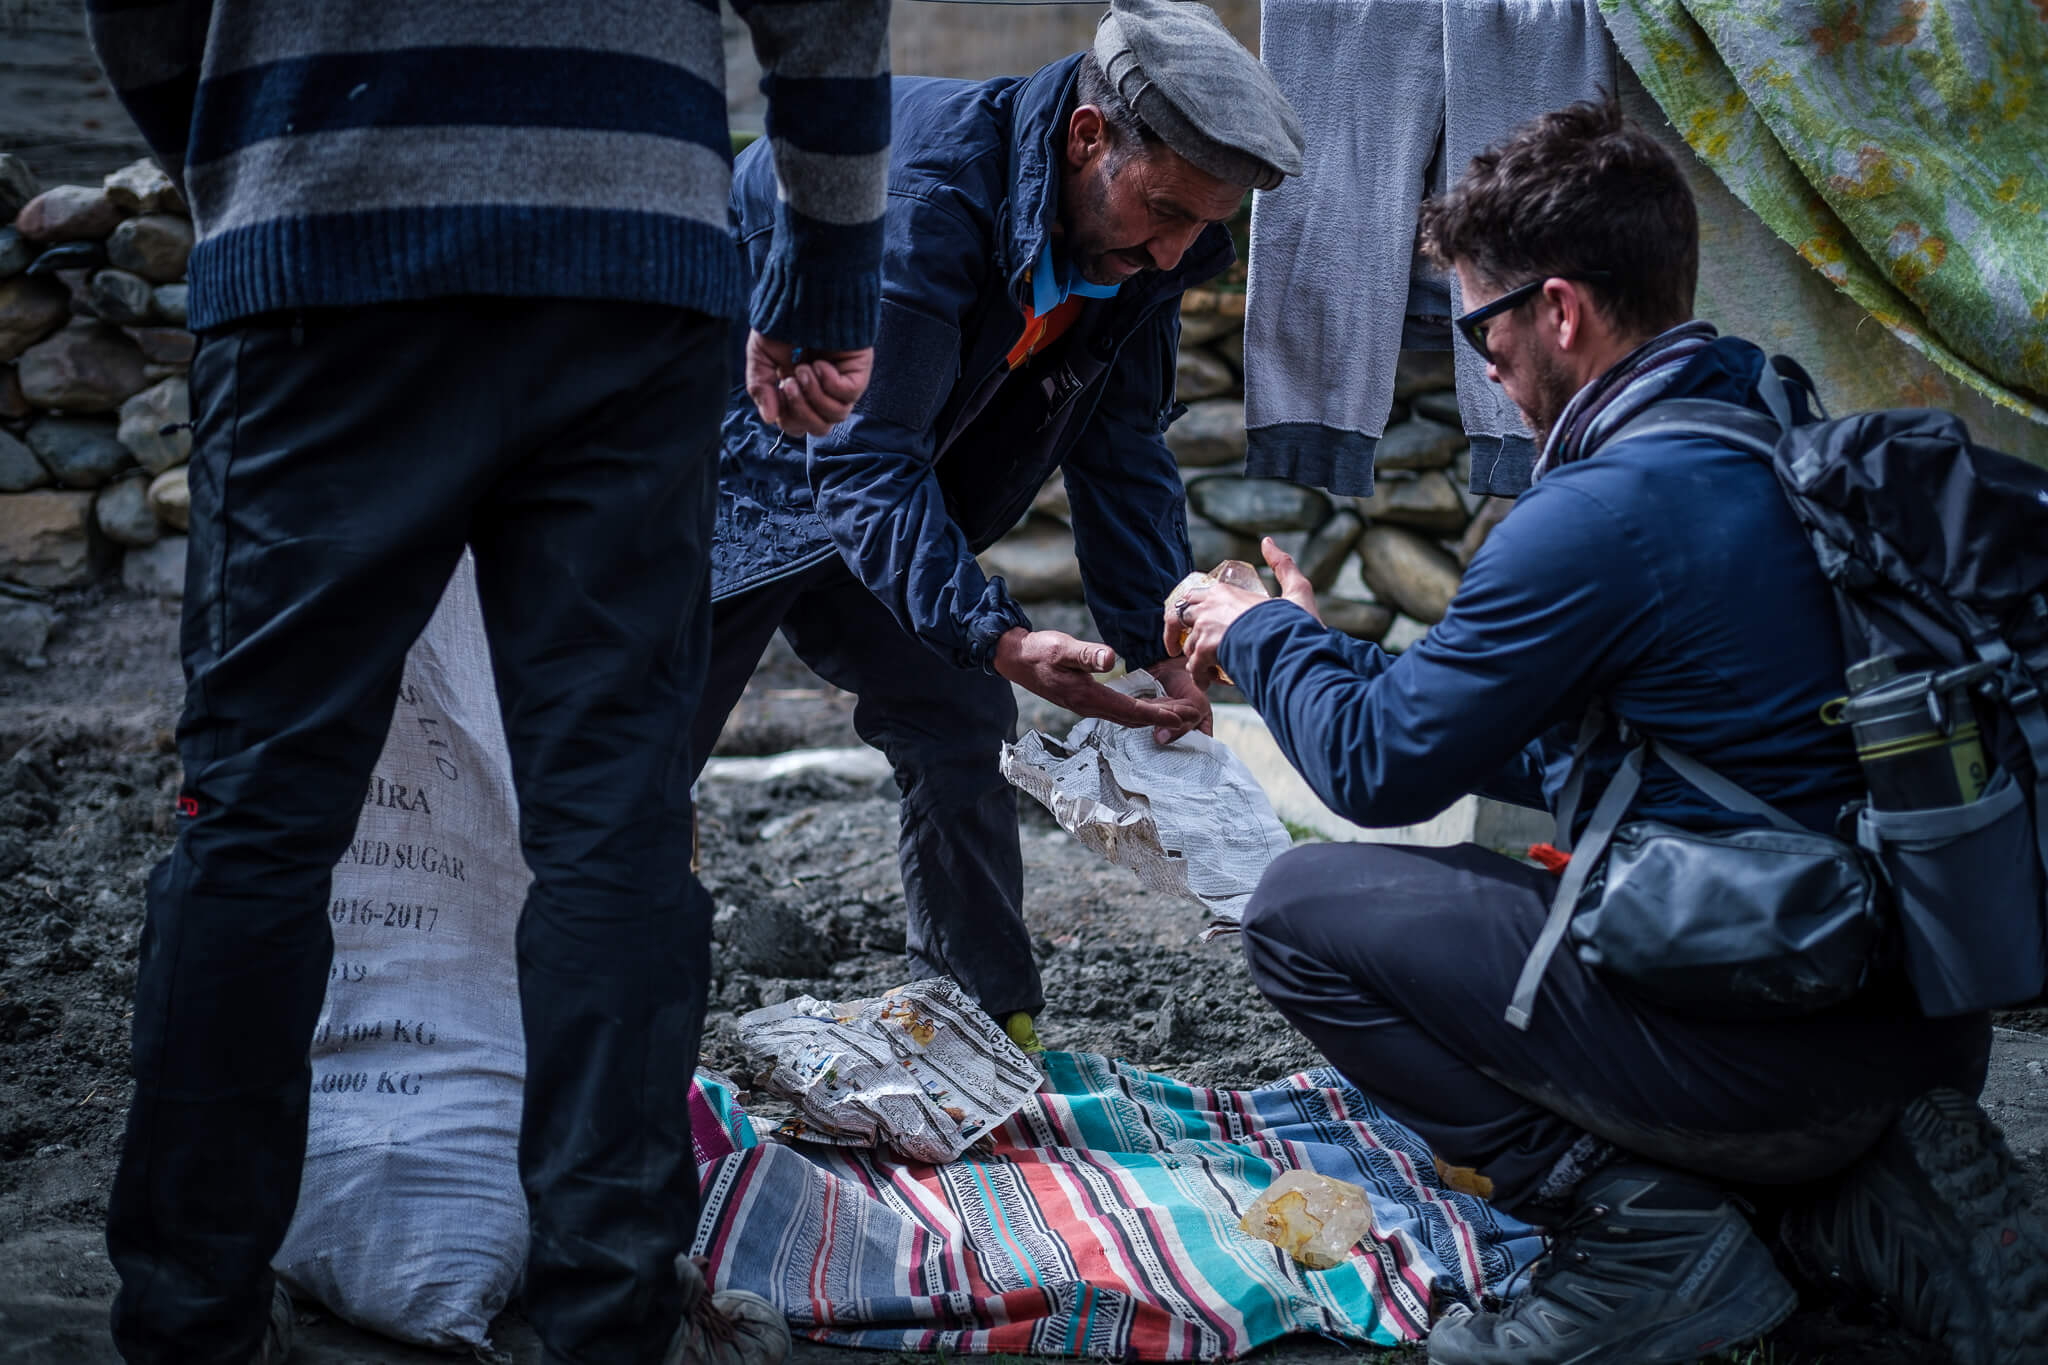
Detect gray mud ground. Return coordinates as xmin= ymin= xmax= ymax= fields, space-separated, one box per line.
xmin=0 ymin=586 xmax=2042 ymax=1364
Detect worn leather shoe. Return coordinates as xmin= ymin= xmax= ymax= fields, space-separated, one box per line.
xmin=1428 ymin=1163 xmax=1796 ymax=1365
xmin=663 ymin=1254 xmax=791 ymax=1365
xmin=1779 ymin=1087 xmax=2048 ymax=1365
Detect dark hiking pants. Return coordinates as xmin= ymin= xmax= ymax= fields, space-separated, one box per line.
xmin=692 ymin=556 xmax=1042 ymax=1020
xmin=108 ymin=299 xmax=725 ymax=1365
xmin=1240 ymin=840 xmax=1991 ymax=1221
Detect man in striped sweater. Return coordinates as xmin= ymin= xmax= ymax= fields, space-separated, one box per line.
xmin=85 ymin=3 xmax=890 ymax=1363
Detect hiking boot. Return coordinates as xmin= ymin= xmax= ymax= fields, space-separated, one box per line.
xmin=663 ymin=1253 xmax=791 ymax=1365
xmin=1427 ymin=1163 xmax=1796 ymax=1365
xmin=1778 ymin=1087 xmax=2048 ymax=1364
xmin=255 ymin=1280 xmax=294 ymax=1364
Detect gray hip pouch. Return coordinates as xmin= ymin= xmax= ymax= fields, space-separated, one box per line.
xmin=1506 ymin=713 xmax=1882 ymax=1030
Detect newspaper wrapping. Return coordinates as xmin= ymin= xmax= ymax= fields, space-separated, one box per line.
xmin=1000 ymin=671 xmax=1294 ymax=927
xmin=735 ymin=978 xmax=1042 ymax=1163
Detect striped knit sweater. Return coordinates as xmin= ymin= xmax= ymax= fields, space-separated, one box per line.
xmin=85 ymin=0 xmax=890 ymax=347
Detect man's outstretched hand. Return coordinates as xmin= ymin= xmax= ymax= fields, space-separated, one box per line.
xmin=1146 ymin=654 xmax=1213 ymax=747
xmin=746 ymin=332 xmax=874 ymax=437
xmin=992 ymin=628 xmax=1203 ymax=735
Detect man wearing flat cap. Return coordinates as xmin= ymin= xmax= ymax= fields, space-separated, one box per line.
xmin=698 ymin=0 xmax=1304 ymax=1049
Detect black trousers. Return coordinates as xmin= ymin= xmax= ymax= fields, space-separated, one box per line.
xmin=107 ymin=299 xmax=726 ymax=1365
xmin=1240 ymin=841 xmax=1991 ymax=1221
xmin=692 ymin=556 xmax=1042 ymax=1019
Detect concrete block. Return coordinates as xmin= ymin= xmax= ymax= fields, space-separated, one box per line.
xmin=1210 ymin=703 xmax=1551 ymax=854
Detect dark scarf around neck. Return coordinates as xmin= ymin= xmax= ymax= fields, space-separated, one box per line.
xmin=1534 ymin=320 xmax=1719 ymax=478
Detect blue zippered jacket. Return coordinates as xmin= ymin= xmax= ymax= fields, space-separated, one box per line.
xmin=1218 ymin=337 xmax=1865 ymax=839
xmin=711 ymin=55 xmax=1233 ymax=673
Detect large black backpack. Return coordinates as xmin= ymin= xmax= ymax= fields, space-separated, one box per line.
xmin=1611 ymin=359 xmax=2048 ymax=1015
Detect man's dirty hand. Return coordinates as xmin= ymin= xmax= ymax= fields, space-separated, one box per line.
xmin=1146 ymin=654 xmax=1213 ymax=747
xmin=993 ymin=628 xmax=1201 ymax=732
xmin=746 ymin=333 xmax=875 ymax=437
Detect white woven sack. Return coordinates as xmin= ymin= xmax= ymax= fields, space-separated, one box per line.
xmin=273 ymin=556 xmax=530 ymax=1350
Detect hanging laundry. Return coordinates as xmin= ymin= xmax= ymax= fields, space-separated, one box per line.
xmin=1244 ymin=0 xmax=1613 ymax=498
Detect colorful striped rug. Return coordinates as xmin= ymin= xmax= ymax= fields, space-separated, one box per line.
xmin=691 ymin=1051 xmax=1540 ymax=1359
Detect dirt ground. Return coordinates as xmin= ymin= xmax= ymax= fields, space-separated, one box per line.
xmin=0 ymin=585 xmax=2043 ymax=1364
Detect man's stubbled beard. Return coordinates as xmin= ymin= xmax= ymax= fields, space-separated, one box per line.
xmin=1065 ymin=147 xmax=1159 ymax=288
xmin=1521 ymin=340 xmax=1583 ymax=452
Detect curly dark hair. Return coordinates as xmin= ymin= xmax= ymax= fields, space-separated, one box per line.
xmin=1418 ymin=96 xmax=1699 ymax=341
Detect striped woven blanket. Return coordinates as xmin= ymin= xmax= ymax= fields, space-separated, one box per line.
xmin=690 ymin=1051 xmax=1540 ymax=1359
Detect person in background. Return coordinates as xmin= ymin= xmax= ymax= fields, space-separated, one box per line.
xmin=695 ymin=0 xmax=1303 ymax=1058
xmin=1169 ymin=98 xmax=2045 ymax=1365
xmin=85 ymin=0 xmax=890 ymax=1361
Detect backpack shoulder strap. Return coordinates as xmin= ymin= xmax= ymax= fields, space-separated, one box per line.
xmin=1549 ymin=700 xmax=1608 ymax=854
xmin=1505 ymin=711 xmax=1808 ymax=1032
xmin=1508 ymin=741 xmax=1647 ymax=1030
xmin=1600 ymin=352 xmax=1824 ymax=458
xmin=1604 ymin=398 xmax=1784 ymax=461
xmin=1646 ymin=738 xmax=1806 ymax=833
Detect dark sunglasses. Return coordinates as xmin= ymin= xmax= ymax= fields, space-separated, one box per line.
xmin=1454 ymin=272 xmax=1613 ymax=363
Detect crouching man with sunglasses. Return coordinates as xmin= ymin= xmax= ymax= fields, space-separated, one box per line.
xmin=1169 ymin=98 xmax=2046 ymax=1365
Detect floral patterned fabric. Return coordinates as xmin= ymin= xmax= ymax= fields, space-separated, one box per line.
xmin=1601 ymin=0 xmax=2048 ymax=430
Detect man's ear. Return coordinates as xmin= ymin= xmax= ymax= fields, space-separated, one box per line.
xmin=1066 ymin=104 xmax=1108 ymax=172
xmin=1545 ymin=277 xmax=1585 ymax=352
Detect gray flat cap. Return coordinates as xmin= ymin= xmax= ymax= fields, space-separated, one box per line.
xmin=1093 ymin=0 xmax=1305 ymax=191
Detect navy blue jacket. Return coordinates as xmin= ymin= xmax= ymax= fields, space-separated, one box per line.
xmin=1218 ymin=338 xmax=1864 ymax=839
xmin=711 ymin=56 xmax=1233 ymax=672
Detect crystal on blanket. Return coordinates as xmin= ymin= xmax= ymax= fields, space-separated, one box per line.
xmin=1239 ymin=1169 xmax=1379 ymax=1269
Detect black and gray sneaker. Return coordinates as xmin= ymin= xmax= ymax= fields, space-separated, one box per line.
xmin=1778 ymin=1087 xmax=2048 ymax=1365
xmin=1428 ymin=1163 xmax=1797 ymax=1365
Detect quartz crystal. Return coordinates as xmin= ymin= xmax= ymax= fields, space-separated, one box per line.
xmin=1238 ymin=1169 xmax=1377 ymax=1270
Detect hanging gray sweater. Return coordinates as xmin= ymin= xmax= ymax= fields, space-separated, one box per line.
xmin=85 ymin=0 xmax=891 ymax=347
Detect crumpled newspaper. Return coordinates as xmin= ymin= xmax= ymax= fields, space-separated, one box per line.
xmin=999 ymin=671 xmax=1295 ymax=926
xmin=734 ymin=978 xmax=1041 ymax=1163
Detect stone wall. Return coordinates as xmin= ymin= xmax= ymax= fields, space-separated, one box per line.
xmin=0 ymin=0 xmax=154 ymax=187
xmin=979 ymin=288 xmax=1512 ymax=655
xmin=0 ymin=154 xmax=192 ymax=663
xmin=889 ymin=0 xmax=1259 ymax=74
xmin=727 ymin=1 xmax=1261 ymax=135
xmin=0 ymin=149 xmax=1513 ymax=672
